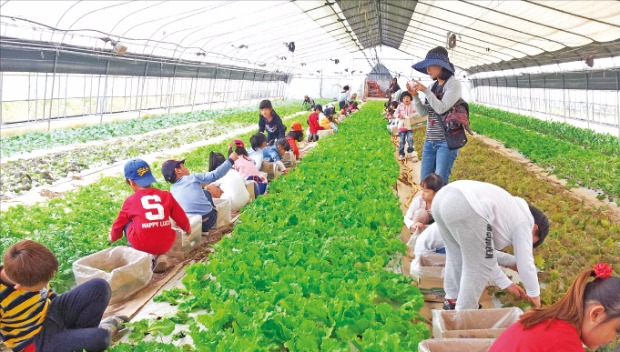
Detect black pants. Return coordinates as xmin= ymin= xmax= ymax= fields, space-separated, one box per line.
xmin=202 ymin=190 xmax=218 ymax=232
xmin=34 ymin=278 xmax=111 ymax=352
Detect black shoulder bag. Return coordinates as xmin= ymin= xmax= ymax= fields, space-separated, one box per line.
xmin=431 ymin=82 xmax=469 ymax=150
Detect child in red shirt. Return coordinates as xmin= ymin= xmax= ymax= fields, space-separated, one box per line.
xmin=110 ymin=159 xmax=190 ymax=272
xmin=286 ymin=121 xmax=304 ymax=160
xmin=307 ymin=104 xmax=324 ymax=142
xmin=490 ymin=263 xmax=620 ymax=352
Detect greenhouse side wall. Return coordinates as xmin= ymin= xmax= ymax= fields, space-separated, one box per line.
xmin=472 ymin=70 xmax=620 ymax=137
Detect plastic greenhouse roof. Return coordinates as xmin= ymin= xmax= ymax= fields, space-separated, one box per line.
xmin=1 ymin=0 xmax=619 ymax=75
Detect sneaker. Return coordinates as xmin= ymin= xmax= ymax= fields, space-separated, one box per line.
xmin=153 ymin=254 xmax=172 ymax=273
xmin=99 ymin=315 xmax=129 ymax=335
xmin=443 ymin=299 xmax=456 ymax=310
xmin=398 ymin=155 xmax=405 ymax=161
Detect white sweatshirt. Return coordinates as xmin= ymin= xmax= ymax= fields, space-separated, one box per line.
xmin=444 ymin=180 xmax=539 ymax=297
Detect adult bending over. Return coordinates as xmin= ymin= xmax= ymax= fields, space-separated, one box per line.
xmin=408 ymin=46 xmax=461 ymax=184
xmin=431 ymin=180 xmax=549 ymax=310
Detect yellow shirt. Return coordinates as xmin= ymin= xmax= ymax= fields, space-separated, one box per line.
xmin=319 ymin=115 xmax=332 ymax=130
xmin=0 ymin=268 xmax=55 ymax=350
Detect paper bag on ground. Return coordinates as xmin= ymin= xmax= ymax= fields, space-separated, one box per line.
xmin=167 ymin=217 xmax=203 ymax=259
xmin=245 ymin=180 xmax=256 ymax=201
xmin=213 ymin=197 xmax=231 ymax=228
xmin=418 ymin=338 xmax=496 ymax=352
xmin=317 ymin=129 xmax=334 ymax=137
xmin=432 ymin=307 xmax=524 ymax=338
xmin=73 ymin=246 xmax=152 ymax=303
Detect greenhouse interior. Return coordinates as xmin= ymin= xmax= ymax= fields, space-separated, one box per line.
xmin=1 ymin=1 xmax=619 ymax=351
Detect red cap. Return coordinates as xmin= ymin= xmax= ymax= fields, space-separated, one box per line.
xmin=290 ymin=122 xmax=303 ymax=132
xmin=233 ymin=139 xmax=245 ymax=148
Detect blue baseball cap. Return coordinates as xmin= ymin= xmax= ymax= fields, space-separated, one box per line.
xmin=124 ymin=159 xmax=157 ymax=187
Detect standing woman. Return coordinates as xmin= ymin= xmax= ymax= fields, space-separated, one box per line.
xmin=387 ymin=77 xmax=401 ymax=106
xmin=338 ymin=85 xmax=350 ymax=110
xmin=408 ymin=47 xmax=462 ymax=185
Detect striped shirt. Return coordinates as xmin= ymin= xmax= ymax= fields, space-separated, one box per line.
xmin=0 ymin=268 xmax=56 ymax=351
xmin=412 ymin=76 xmax=463 ymax=141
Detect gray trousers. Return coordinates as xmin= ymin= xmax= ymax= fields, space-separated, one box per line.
xmin=432 ymin=187 xmax=498 ymax=310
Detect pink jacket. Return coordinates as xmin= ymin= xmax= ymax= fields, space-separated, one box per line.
xmin=233 ymin=156 xmax=261 ymax=179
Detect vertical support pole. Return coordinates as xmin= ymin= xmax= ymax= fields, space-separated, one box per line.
xmin=27 ymin=73 xmax=32 ymax=121
xmin=0 ymin=72 xmax=4 ymax=126
xmin=47 ymin=50 xmax=59 ymax=131
xmin=89 ymin=74 xmax=94 ymax=116
xmin=223 ymin=70 xmax=232 ymax=109
xmin=210 ymin=68 xmax=218 ymax=109
xmin=63 ymin=74 xmax=68 ymax=119
xmin=250 ymin=71 xmax=257 ymax=103
xmin=191 ymin=67 xmax=200 ymax=113
xmin=528 ymin=74 xmax=533 ymax=115
xmin=585 ymin=73 xmax=589 ymax=130
xmin=168 ymin=64 xmax=178 ymax=115
xmin=110 ymin=74 xmax=115 ymax=116
xmin=100 ymin=60 xmax=110 ymax=125
xmin=138 ymin=62 xmax=149 ymax=118
xmin=34 ymin=73 xmax=39 ymax=121
xmin=563 ymin=74 xmax=568 ymax=122
xmin=42 ymin=73 xmax=50 ymax=123
xmin=543 ymin=75 xmax=549 ymax=121
xmin=616 ymin=71 xmax=619 ymax=137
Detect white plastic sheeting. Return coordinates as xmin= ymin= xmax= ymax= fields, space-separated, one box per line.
xmin=2 ymin=0 xmax=619 ymax=75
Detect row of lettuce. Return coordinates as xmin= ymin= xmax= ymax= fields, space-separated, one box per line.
xmin=1 ymin=100 xmax=306 ymax=157
xmin=0 ymin=101 xmax=322 ymax=196
xmin=469 ymin=104 xmax=619 ymax=202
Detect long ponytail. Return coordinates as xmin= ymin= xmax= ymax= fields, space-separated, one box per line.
xmin=519 ymin=263 xmax=620 ymax=337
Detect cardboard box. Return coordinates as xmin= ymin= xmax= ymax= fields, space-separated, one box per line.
xmin=317 ymin=129 xmax=334 ymax=137
xmin=245 ymin=180 xmax=256 ymax=201
xmin=416 ymin=266 xmax=445 ymax=302
xmin=432 ymin=307 xmax=523 ymax=338
xmin=410 ymin=253 xmax=447 ymax=302
xmin=73 ymin=246 xmax=152 ymax=303
xmin=213 ymin=198 xmax=231 ymax=228
xmin=418 ymin=338 xmax=496 ymax=352
xmin=167 ymin=216 xmax=203 ymax=260
xmin=419 ymin=253 xmax=446 ymax=267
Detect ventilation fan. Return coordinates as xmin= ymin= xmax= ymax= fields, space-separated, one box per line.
xmin=285 ymin=42 xmax=295 ymax=53
xmin=447 ymin=32 xmax=457 ymax=49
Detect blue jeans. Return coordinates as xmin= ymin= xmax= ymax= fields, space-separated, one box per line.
xmin=202 ymin=190 xmax=218 ymax=232
xmin=420 ymin=140 xmax=459 ymax=184
xmin=34 ymin=278 xmax=112 ymax=352
xmin=398 ymin=130 xmax=414 ymax=156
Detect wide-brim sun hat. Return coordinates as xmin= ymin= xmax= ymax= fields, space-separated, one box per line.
xmin=412 ymin=48 xmax=455 ymax=74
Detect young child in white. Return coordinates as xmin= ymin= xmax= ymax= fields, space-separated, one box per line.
xmin=404 ymin=173 xmax=443 ymax=233
xmin=395 ymin=91 xmax=416 ymax=161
